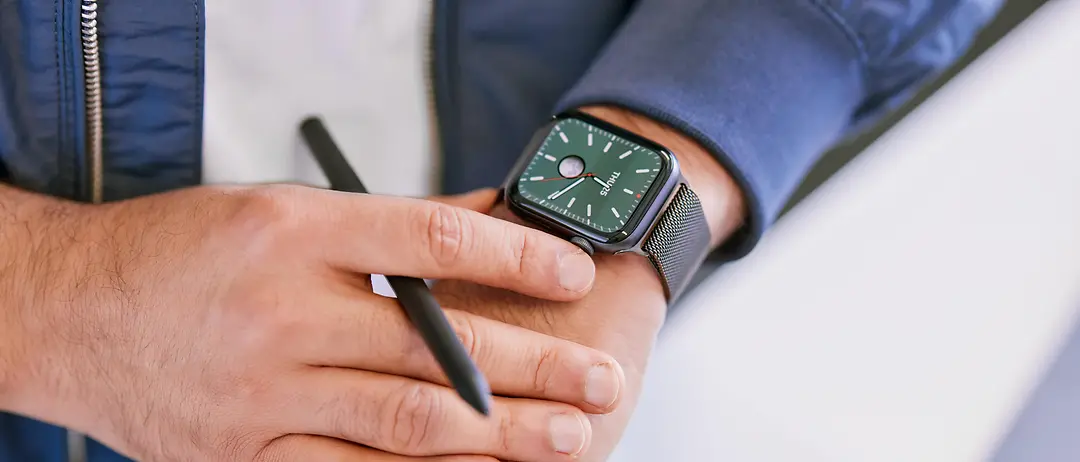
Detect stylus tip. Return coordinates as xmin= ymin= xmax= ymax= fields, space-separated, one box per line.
xmin=458 ymin=373 xmax=493 ymax=416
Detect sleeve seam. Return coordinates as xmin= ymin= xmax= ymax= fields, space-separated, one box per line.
xmin=806 ymin=0 xmax=870 ymax=65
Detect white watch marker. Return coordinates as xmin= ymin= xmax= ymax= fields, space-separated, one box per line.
xmin=623 ymin=188 xmax=635 ymax=195
xmin=611 ymin=208 xmax=621 ymax=218
xmin=604 ymin=141 xmax=612 ymax=153
xmin=559 ymin=132 xmax=569 ymax=143
xmin=567 ymin=197 xmax=577 ymax=208
xmin=587 ymin=204 xmax=592 ymax=217
xmin=635 ymin=169 xmax=650 ymax=174
xmin=544 ymin=154 xmax=557 ymax=162
xmin=588 ymin=133 xmax=593 ymax=146
xmin=592 ymin=177 xmax=608 ymax=187
xmin=619 ymin=150 xmax=633 ymax=159
xmin=530 ymin=176 xmax=545 ymax=181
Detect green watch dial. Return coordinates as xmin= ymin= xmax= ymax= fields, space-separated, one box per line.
xmin=513 ymin=117 xmax=667 ymax=237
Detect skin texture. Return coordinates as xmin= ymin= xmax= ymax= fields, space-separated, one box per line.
xmin=431 ymin=106 xmax=748 ymax=461
xmin=0 ymin=184 xmax=629 ymax=462
xmin=0 ymin=107 xmax=743 ymax=462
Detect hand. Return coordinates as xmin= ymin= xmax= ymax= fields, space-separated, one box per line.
xmin=0 ymin=184 xmax=626 ymax=462
xmin=432 ymin=218 xmax=667 ymax=462
xmin=433 ymin=105 xmax=749 ymax=461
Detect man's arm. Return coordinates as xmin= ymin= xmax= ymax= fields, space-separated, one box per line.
xmin=435 ymin=1 xmax=1004 ymax=459
xmin=0 ymin=185 xmax=71 ymax=410
xmin=0 ymin=182 xmax=636 ymax=461
xmin=451 ymin=107 xmax=749 ymax=459
xmin=556 ymin=0 xmax=1005 ymax=259
xmin=0 ymin=187 xmax=24 ymax=406
xmin=575 ymin=106 xmax=747 ymax=250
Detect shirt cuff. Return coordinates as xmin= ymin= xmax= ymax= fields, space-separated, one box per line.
xmin=555 ymin=0 xmax=866 ymax=260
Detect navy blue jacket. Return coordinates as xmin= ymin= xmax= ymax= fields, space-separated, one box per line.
xmin=0 ymin=0 xmax=1002 ymax=460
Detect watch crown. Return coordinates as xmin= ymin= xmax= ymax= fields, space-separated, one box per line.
xmin=569 ymin=237 xmax=595 ymax=256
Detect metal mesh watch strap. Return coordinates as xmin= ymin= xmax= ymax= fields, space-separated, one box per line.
xmin=642 ymin=184 xmax=712 ymax=302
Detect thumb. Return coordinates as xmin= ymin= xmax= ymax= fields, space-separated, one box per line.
xmin=427 ymin=188 xmax=500 ymax=213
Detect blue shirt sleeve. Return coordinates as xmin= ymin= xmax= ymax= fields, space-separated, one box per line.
xmin=556 ymin=0 xmax=1004 ymax=259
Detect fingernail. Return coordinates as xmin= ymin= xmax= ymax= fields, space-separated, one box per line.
xmin=585 ymin=362 xmax=621 ymax=409
xmin=549 ymin=414 xmax=586 ymax=456
xmin=558 ymin=251 xmax=595 ymax=293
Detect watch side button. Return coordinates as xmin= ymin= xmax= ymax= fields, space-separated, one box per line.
xmin=570 ymin=237 xmax=595 ymax=256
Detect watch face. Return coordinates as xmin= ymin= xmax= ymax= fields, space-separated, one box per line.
xmin=509 ymin=116 xmax=671 ymax=242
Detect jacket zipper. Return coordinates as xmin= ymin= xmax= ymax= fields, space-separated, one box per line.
xmin=81 ymin=0 xmax=105 ymax=204
xmin=426 ymin=0 xmax=461 ymax=195
xmin=66 ymin=1 xmax=103 ymax=461
xmin=422 ymin=0 xmax=442 ymax=193
xmin=63 ymin=2 xmax=435 ymax=459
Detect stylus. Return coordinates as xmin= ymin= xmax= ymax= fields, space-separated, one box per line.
xmin=299 ymin=116 xmax=493 ymax=417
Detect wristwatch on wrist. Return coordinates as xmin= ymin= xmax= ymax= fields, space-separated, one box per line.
xmin=501 ymin=110 xmax=712 ymax=302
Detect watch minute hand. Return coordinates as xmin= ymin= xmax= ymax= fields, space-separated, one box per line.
xmin=548 ymin=177 xmax=587 ymax=200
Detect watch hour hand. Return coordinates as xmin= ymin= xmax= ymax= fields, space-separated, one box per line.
xmin=548 ymin=177 xmax=587 ymax=200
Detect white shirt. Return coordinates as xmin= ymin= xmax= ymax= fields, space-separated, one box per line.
xmin=202 ymin=0 xmax=436 ymax=197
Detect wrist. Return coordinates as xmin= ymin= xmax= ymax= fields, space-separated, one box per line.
xmin=493 ymin=106 xmax=746 ymax=308
xmin=488 ymin=203 xmax=668 ymax=329
xmin=0 ymin=186 xmax=90 ymax=413
xmin=0 ymin=187 xmax=44 ymax=409
xmin=576 ymin=106 xmax=747 ymax=249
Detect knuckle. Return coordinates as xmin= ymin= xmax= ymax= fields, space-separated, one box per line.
xmin=223 ymin=186 xmax=314 ymax=263
xmin=232 ymin=186 xmax=306 ymax=237
xmin=446 ymin=312 xmax=481 ymax=362
xmin=378 ymin=384 xmax=443 ymax=454
xmin=531 ymin=345 xmax=559 ymax=396
xmin=421 ymin=203 xmax=472 ymax=269
xmin=497 ymin=405 xmax=517 ymax=454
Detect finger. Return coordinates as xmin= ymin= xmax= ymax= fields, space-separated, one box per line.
xmin=315 ymin=192 xmax=595 ymax=301
xmin=427 ymin=188 xmax=499 ymax=213
xmin=259 ymin=435 xmax=496 ymax=462
xmin=287 ymin=368 xmax=593 ymax=461
xmin=298 ymin=292 xmax=624 ymax=414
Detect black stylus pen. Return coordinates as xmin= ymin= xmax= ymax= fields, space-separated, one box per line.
xmin=299 ymin=116 xmax=492 ymax=416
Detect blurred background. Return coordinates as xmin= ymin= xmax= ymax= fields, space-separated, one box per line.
xmin=617 ymin=0 xmax=1080 ymax=461
xmin=784 ymin=0 xmax=1052 ymax=214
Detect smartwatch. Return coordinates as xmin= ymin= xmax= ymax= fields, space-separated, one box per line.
xmin=501 ymin=110 xmax=712 ymax=302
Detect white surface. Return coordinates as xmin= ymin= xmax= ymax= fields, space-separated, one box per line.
xmin=202 ymin=0 xmax=436 ymax=197
xmin=613 ymin=3 xmax=1080 ymax=462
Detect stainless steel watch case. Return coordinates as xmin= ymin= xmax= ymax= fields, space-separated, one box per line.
xmin=501 ymin=111 xmax=686 ymax=257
